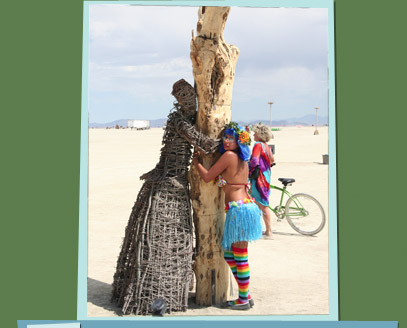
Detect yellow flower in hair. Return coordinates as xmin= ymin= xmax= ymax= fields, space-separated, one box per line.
xmin=239 ymin=131 xmax=250 ymax=145
xmin=225 ymin=121 xmax=251 ymax=146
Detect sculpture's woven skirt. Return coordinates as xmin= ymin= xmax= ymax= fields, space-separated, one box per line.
xmin=111 ymin=179 xmax=193 ymax=315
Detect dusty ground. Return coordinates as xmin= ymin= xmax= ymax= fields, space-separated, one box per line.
xmin=87 ymin=126 xmax=330 ymax=317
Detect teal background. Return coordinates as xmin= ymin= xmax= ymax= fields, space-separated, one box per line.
xmin=16 ymin=320 xmax=400 ymax=327
xmin=1 ymin=0 xmax=406 ymax=327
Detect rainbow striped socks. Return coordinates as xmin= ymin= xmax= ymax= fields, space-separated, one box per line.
xmin=225 ymin=246 xmax=250 ymax=305
xmin=224 ymin=250 xmax=238 ymax=281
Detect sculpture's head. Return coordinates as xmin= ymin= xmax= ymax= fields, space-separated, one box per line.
xmin=171 ymin=79 xmax=197 ymax=118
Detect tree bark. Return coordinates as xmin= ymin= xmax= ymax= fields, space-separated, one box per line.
xmin=189 ymin=6 xmax=239 ymax=306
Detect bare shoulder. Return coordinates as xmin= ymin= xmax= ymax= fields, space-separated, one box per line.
xmin=221 ymin=151 xmax=239 ymax=161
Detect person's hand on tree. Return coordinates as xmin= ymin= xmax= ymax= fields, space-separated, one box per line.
xmin=192 ymin=149 xmax=202 ymax=166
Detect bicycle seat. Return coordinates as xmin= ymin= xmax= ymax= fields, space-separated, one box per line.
xmin=278 ymin=178 xmax=295 ymax=186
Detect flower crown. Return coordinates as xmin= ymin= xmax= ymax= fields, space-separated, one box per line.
xmin=225 ymin=122 xmax=251 ymax=146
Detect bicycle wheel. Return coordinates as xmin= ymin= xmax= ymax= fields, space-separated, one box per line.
xmin=285 ymin=193 xmax=326 ymax=235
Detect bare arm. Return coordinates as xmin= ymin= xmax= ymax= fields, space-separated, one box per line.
xmin=172 ymin=115 xmax=220 ymax=154
xmin=192 ymin=151 xmax=234 ymax=183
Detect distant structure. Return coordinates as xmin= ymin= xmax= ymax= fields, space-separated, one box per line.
xmin=268 ymin=100 xmax=274 ymax=139
xmin=314 ymin=107 xmax=319 ymax=135
xmin=128 ymin=120 xmax=150 ymax=130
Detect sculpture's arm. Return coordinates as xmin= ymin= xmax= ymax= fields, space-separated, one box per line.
xmin=172 ymin=116 xmax=220 ymax=155
xmin=139 ymin=168 xmax=155 ymax=180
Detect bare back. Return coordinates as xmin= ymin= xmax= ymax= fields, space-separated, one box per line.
xmin=221 ymin=151 xmax=249 ymax=204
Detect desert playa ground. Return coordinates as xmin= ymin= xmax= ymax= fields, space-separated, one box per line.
xmin=87 ymin=125 xmax=331 ymax=318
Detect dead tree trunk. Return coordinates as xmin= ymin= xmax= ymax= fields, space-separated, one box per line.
xmin=189 ymin=6 xmax=239 ymax=306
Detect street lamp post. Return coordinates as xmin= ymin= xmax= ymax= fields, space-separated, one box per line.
xmin=268 ymin=100 xmax=274 ymax=139
xmin=314 ymin=106 xmax=319 ymax=135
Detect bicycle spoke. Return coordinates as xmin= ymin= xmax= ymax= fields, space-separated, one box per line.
xmin=285 ymin=193 xmax=326 ymax=235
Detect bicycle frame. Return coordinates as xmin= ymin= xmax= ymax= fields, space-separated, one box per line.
xmin=268 ymin=184 xmax=309 ymax=219
xmin=268 ymin=184 xmax=293 ymax=215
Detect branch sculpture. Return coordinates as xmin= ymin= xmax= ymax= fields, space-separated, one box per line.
xmin=111 ymin=79 xmax=219 ymax=315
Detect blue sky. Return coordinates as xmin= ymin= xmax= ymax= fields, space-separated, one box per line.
xmin=88 ymin=4 xmax=329 ymax=123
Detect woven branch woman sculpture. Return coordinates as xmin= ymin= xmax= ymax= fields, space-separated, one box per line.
xmin=111 ymin=79 xmax=219 ymax=315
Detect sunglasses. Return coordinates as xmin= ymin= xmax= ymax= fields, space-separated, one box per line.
xmin=222 ymin=137 xmax=236 ymax=143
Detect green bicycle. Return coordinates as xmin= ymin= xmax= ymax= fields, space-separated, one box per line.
xmin=267 ymin=173 xmax=326 ymax=236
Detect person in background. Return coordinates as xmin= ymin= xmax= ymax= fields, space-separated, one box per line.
xmin=249 ymin=124 xmax=275 ymax=239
